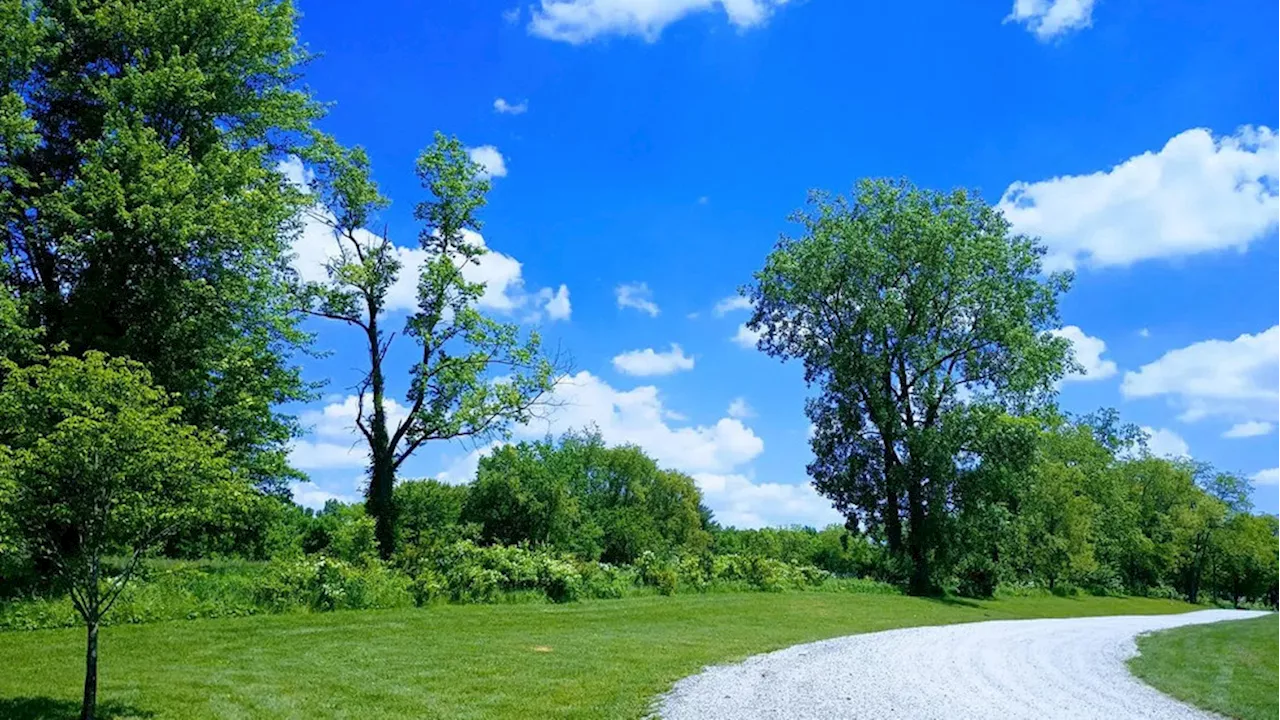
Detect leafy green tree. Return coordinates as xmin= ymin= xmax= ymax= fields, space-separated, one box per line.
xmin=0 ymin=352 xmax=243 ymax=720
xmin=1212 ymin=513 xmax=1279 ymax=608
xmin=747 ymin=179 xmax=1072 ymax=593
xmin=1017 ymin=423 xmax=1104 ymax=591
xmin=394 ymin=479 xmax=470 ymax=551
xmin=301 ymin=134 xmax=561 ymax=557
xmin=0 ymin=0 xmax=323 ymax=495
xmin=462 ymin=431 xmax=709 ymax=563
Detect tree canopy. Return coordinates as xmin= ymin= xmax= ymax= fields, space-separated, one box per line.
xmin=746 ymin=179 xmax=1073 ymax=592
xmin=0 ymin=352 xmax=244 ymax=719
xmin=0 ymin=0 xmax=323 ymax=495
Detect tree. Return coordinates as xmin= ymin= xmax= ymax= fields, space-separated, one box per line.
xmin=0 ymin=352 xmax=243 ymax=720
xmin=302 ymin=134 xmax=561 ymax=556
xmin=394 ymin=479 xmax=469 ymax=551
xmin=461 ymin=430 xmax=709 ymax=563
xmin=0 ymin=0 xmax=323 ymax=496
xmin=1212 ymin=513 xmax=1279 ymax=608
xmin=746 ymin=179 xmax=1072 ymax=593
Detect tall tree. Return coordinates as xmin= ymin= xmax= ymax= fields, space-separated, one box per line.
xmin=0 ymin=352 xmax=243 ymax=720
xmin=0 ymin=0 xmax=322 ymax=495
xmin=747 ymin=179 xmax=1072 ymax=593
xmin=303 ymin=134 xmax=561 ymax=556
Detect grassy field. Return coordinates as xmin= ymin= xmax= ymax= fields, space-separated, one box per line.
xmin=0 ymin=592 xmax=1192 ymax=719
xmin=1129 ymin=614 xmax=1278 ymax=720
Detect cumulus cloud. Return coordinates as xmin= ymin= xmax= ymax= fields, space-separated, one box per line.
xmin=731 ymin=323 xmax=762 ymax=349
xmin=616 ymin=282 xmax=660 ymax=316
xmin=519 ymin=371 xmax=763 ymax=474
xmin=287 ymin=395 xmax=412 ymax=471
xmin=467 ymin=145 xmax=508 ymax=179
xmin=1223 ymin=421 xmax=1273 ymax=439
xmin=536 ymin=284 xmax=572 ymax=321
xmin=493 ymin=98 xmax=528 ymax=115
xmin=1139 ymin=426 xmax=1190 ymax=459
xmin=714 ymin=295 xmax=752 ymax=316
xmin=1005 ymin=0 xmax=1096 ymax=40
xmin=288 ymin=481 xmax=360 ymax=509
xmin=1121 ymin=326 xmax=1279 ymax=425
xmin=1051 ymin=325 xmax=1117 ymax=382
xmin=612 ymin=344 xmax=695 ymax=376
xmin=288 ymin=439 xmax=367 ymax=470
xmin=283 ymin=158 xmax=567 ymax=320
xmin=527 ymin=0 xmax=793 ymax=44
xmin=694 ymin=473 xmax=841 ymax=529
xmin=437 ymin=442 xmax=502 ymax=485
xmin=1251 ymin=468 xmax=1280 ymax=486
xmin=726 ymin=397 xmax=754 ymax=419
xmin=998 ymin=126 xmax=1279 ymax=271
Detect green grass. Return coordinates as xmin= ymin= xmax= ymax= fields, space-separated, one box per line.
xmin=0 ymin=592 xmax=1192 ymax=719
xmin=1129 ymin=614 xmax=1278 ymax=720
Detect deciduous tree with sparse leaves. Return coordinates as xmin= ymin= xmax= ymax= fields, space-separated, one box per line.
xmin=301 ymin=133 xmax=564 ymax=557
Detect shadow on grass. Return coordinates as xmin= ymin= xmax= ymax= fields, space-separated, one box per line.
xmin=0 ymin=697 xmax=155 ymax=719
xmin=922 ymin=595 xmax=984 ymax=609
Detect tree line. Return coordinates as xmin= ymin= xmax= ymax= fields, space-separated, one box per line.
xmin=0 ymin=1 xmax=1275 ymax=718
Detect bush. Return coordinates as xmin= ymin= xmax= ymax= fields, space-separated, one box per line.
xmin=954 ymin=556 xmax=999 ymax=599
xmin=0 ymin=543 xmax=885 ymax=632
xmin=253 ymin=556 xmax=414 ymax=612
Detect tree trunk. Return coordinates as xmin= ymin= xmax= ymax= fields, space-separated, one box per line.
xmin=81 ymin=620 xmax=99 ymax=720
xmin=906 ymin=477 xmax=930 ymax=595
xmin=363 ymin=312 xmax=396 ymax=559
xmin=882 ymin=443 xmax=903 ymax=554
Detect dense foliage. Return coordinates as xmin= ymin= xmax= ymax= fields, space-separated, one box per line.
xmin=746 ymin=179 xmax=1073 ymax=592
xmin=0 ymin=0 xmax=323 ymax=498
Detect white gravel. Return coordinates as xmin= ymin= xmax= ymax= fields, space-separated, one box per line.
xmin=656 ymin=608 xmax=1271 ymax=720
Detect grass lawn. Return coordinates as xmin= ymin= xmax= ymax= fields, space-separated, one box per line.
xmin=1129 ymin=613 xmax=1278 ymax=720
xmin=0 ymin=592 xmax=1192 ymax=719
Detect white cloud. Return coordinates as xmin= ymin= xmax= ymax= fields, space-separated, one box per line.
xmin=612 ymin=343 xmax=695 ymax=376
xmin=493 ymin=98 xmax=528 ymax=115
xmin=1138 ymin=328 xmax=1151 ymax=339
xmin=726 ymin=397 xmax=754 ymax=419
xmin=288 ymin=395 xmax=411 ymax=471
xmin=731 ymin=323 xmax=761 ymax=349
xmin=520 ymin=371 xmax=763 ymax=474
xmin=1121 ymin=326 xmax=1279 ymax=425
xmin=1223 ymin=421 xmax=1273 ymax=439
xmin=283 ymin=158 xmax=566 ymax=319
xmin=437 ymin=442 xmax=502 ymax=485
xmin=694 ymin=473 xmax=840 ymax=529
xmin=1251 ymin=468 xmax=1280 ymax=486
xmin=467 ymin=145 xmax=508 ymax=179
xmin=1140 ymin=426 xmax=1191 ymax=459
xmin=1005 ymin=0 xmax=1096 ymax=41
xmin=502 ymin=6 xmax=521 ymax=23
xmin=616 ymin=282 xmax=660 ymax=316
xmin=713 ymin=295 xmax=752 ymax=316
xmin=289 ymin=481 xmax=360 ymax=509
xmin=301 ymin=394 xmax=411 ymax=440
xmin=512 ymin=370 xmax=829 ymax=527
xmin=1051 ymin=325 xmax=1117 ymax=382
xmin=527 ymin=0 xmax=792 ymax=44
xmin=288 ymin=440 xmax=367 ymax=470
xmin=998 ymin=126 xmax=1279 ymax=271
xmin=536 ymin=284 xmax=572 ymax=321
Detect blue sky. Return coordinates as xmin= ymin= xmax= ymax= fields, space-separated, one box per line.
xmin=282 ymin=0 xmax=1280 ymax=523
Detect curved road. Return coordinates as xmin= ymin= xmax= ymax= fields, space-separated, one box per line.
xmin=657 ymin=609 xmax=1269 ymax=720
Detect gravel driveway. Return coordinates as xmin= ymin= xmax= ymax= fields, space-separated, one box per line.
xmin=656 ymin=608 xmax=1270 ymax=719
